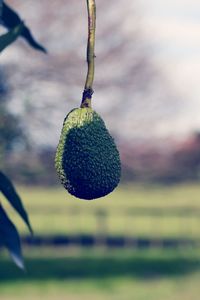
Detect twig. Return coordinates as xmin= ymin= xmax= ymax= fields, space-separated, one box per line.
xmin=81 ymin=0 xmax=96 ymax=108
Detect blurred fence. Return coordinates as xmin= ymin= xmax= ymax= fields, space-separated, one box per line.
xmin=19 ymin=205 xmax=200 ymax=248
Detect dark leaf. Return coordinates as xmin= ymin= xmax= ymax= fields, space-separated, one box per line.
xmin=0 ymin=204 xmax=24 ymax=269
xmin=0 ymin=23 xmax=23 ymax=53
xmin=0 ymin=171 xmax=33 ymax=235
xmin=19 ymin=24 xmax=47 ymax=53
xmin=0 ymin=1 xmax=3 ymax=17
xmin=1 ymin=2 xmax=47 ymax=53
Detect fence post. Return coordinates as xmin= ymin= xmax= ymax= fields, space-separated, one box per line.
xmin=95 ymin=209 xmax=108 ymax=247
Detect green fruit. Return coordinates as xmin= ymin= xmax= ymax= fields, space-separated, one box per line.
xmin=55 ymin=107 xmax=121 ymax=200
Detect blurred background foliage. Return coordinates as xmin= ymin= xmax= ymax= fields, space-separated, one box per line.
xmin=1 ymin=0 xmax=200 ymax=186
xmin=0 ymin=0 xmax=45 ymax=269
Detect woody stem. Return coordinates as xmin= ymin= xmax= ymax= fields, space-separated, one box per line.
xmin=81 ymin=0 xmax=96 ymax=108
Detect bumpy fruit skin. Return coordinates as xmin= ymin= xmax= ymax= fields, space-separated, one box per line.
xmin=55 ymin=107 xmax=121 ymax=200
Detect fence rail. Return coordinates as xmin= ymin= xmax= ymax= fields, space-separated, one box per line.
xmin=11 ymin=205 xmax=200 ymax=216
xmin=11 ymin=203 xmax=200 ymax=248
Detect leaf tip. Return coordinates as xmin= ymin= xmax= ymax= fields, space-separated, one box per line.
xmin=10 ymin=251 xmax=25 ymax=270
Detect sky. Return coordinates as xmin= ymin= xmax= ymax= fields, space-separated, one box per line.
xmin=139 ymin=0 xmax=200 ymax=134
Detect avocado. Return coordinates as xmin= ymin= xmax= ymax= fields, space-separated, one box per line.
xmin=55 ymin=107 xmax=121 ymax=200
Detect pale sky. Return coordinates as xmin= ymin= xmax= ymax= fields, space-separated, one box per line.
xmin=139 ymin=0 xmax=200 ymax=134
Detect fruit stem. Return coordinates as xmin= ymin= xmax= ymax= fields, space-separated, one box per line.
xmin=81 ymin=0 xmax=96 ymax=108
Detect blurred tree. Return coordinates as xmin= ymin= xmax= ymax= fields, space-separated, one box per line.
xmin=0 ymin=68 xmax=26 ymax=168
xmin=173 ymin=132 xmax=200 ymax=181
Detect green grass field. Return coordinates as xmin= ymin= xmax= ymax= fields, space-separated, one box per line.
xmin=1 ymin=248 xmax=200 ymax=300
xmin=1 ymin=183 xmax=200 ymax=300
xmin=2 ymin=183 xmax=200 ymax=239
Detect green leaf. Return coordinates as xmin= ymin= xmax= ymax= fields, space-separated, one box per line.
xmin=0 ymin=204 xmax=24 ymax=269
xmin=0 ymin=23 xmax=23 ymax=53
xmin=1 ymin=3 xmax=47 ymax=53
xmin=0 ymin=171 xmax=33 ymax=235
